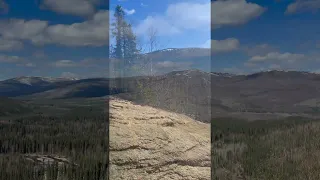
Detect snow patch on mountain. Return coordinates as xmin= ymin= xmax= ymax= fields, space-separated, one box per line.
xmin=8 ymin=76 xmax=78 ymax=85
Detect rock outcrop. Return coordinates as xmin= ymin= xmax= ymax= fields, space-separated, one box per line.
xmin=109 ymin=98 xmax=211 ymax=180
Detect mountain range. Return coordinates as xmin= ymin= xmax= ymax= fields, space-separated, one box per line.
xmin=1 ymin=69 xmax=320 ymax=122
xmin=130 ymin=48 xmax=211 ymax=75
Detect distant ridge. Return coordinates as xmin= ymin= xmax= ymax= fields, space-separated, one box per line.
xmin=1 ymin=69 xmax=318 ymax=82
xmin=0 ymin=69 xmax=319 ymax=122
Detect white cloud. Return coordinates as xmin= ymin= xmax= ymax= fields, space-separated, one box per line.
xmin=33 ymin=10 xmax=108 ymax=46
xmin=135 ymin=0 xmax=265 ymax=36
xmin=38 ymin=10 xmax=108 ymax=46
xmin=243 ymin=50 xmax=320 ymax=73
xmin=135 ymin=2 xmax=209 ymax=36
xmin=166 ymin=2 xmax=210 ymax=30
xmin=0 ymin=54 xmax=24 ymax=63
xmin=134 ymin=16 xmax=180 ymax=36
xmin=248 ymin=52 xmax=305 ymax=63
xmin=243 ymin=44 xmax=278 ymax=56
xmin=53 ymin=60 xmax=78 ymax=67
xmin=0 ymin=37 xmax=23 ymax=51
xmin=212 ymin=38 xmax=240 ymax=53
xmin=123 ymin=8 xmax=135 ymax=15
xmin=212 ymin=0 xmax=266 ymax=28
xmin=0 ymin=54 xmax=37 ymax=67
xmin=141 ymin=3 xmax=148 ymax=7
xmin=0 ymin=10 xmax=109 ymax=47
xmin=40 ymin=0 xmax=100 ymax=16
xmin=0 ymin=19 xmax=48 ymax=40
xmin=25 ymin=63 xmax=36 ymax=67
xmin=286 ymin=0 xmax=320 ymax=14
xmin=52 ymin=57 xmax=108 ymax=68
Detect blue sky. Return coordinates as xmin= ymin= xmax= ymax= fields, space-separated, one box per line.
xmin=110 ymin=0 xmax=210 ymax=75
xmin=212 ymin=0 xmax=320 ymax=74
xmin=113 ymin=0 xmax=320 ymax=75
xmin=0 ymin=0 xmax=109 ymax=80
xmin=111 ymin=0 xmax=210 ymax=49
xmin=0 ymin=0 xmax=319 ymax=80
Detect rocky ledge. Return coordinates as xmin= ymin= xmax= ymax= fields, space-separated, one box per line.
xmin=109 ymin=98 xmax=210 ymax=180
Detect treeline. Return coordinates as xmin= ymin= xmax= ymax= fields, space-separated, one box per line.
xmin=0 ymin=109 xmax=108 ymax=179
xmin=212 ymin=116 xmax=320 ymax=179
xmin=212 ymin=116 xmax=314 ymax=142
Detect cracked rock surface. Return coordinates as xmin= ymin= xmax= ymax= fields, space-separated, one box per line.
xmin=109 ymin=98 xmax=210 ymax=180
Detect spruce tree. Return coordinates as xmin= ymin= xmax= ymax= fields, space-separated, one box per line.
xmin=111 ymin=5 xmax=125 ymax=90
xmin=124 ymin=24 xmax=139 ymax=63
xmin=111 ymin=4 xmax=140 ymax=95
xmin=111 ymin=5 xmax=139 ymax=78
xmin=111 ymin=5 xmax=125 ymax=60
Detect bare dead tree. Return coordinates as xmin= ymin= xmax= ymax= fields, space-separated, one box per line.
xmin=147 ymin=26 xmax=158 ymax=53
xmin=132 ymin=26 xmax=159 ymax=76
xmin=146 ymin=26 xmax=159 ymax=76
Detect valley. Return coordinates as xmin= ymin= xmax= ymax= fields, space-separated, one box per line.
xmin=0 ymin=69 xmax=320 ymax=179
xmin=2 ymin=69 xmax=320 ymax=122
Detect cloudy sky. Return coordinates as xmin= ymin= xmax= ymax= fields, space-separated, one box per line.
xmin=0 ymin=0 xmax=109 ymax=80
xmin=212 ymin=0 xmax=320 ymax=74
xmin=113 ymin=0 xmax=320 ymax=75
xmin=0 ymin=0 xmax=319 ymax=80
xmin=111 ymin=0 xmax=210 ymax=49
xmin=110 ymin=0 xmax=210 ymax=75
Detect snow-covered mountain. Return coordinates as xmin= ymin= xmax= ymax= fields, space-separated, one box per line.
xmin=9 ymin=76 xmax=78 ymax=86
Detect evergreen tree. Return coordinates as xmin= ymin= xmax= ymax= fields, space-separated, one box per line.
xmin=124 ymin=24 xmax=138 ymax=64
xmin=111 ymin=5 xmax=139 ymax=78
xmin=111 ymin=5 xmax=126 ymax=89
xmin=111 ymin=5 xmax=125 ymax=60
